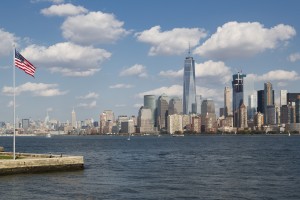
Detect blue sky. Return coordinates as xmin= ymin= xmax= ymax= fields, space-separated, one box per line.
xmin=0 ymin=0 xmax=300 ymax=123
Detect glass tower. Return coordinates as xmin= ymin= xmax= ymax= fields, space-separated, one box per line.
xmin=232 ymin=72 xmax=246 ymax=127
xmin=183 ymin=54 xmax=196 ymax=114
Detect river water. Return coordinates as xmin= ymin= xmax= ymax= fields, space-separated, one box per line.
xmin=0 ymin=135 xmax=300 ymax=199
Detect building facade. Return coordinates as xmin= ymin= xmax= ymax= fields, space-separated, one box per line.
xmin=232 ymin=72 xmax=246 ymax=127
xmin=183 ymin=54 xmax=197 ymax=114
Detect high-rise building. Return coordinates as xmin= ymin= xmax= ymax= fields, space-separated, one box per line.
xmin=248 ymin=93 xmax=257 ymax=121
xmin=183 ymin=53 xmax=197 ymax=114
xmin=296 ymin=95 xmax=300 ymax=123
xmin=239 ymin=103 xmax=247 ymax=128
xmin=287 ymin=93 xmax=300 ymax=103
xmin=280 ymin=90 xmax=288 ymax=107
xmin=71 ymin=108 xmax=77 ymax=129
xmin=137 ymin=107 xmax=153 ymax=133
xmin=266 ymin=105 xmax=276 ymax=125
xmin=201 ymin=99 xmax=217 ymax=132
xmin=264 ymin=82 xmax=274 ymax=124
xmin=167 ymin=114 xmax=183 ymax=134
xmin=281 ymin=105 xmax=291 ymax=124
xmin=232 ymin=72 xmax=246 ymax=127
xmin=144 ymin=95 xmax=156 ymax=126
xmin=168 ymin=97 xmax=183 ymax=115
xmin=196 ymin=95 xmax=202 ymax=114
xmin=224 ymin=86 xmax=232 ymax=117
xmin=257 ymin=90 xmax=264 ymax=114
xmin=157 ymin=94 xmax=169 ymax=130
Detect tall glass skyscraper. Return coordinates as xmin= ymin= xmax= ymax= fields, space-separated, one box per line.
xmin=183 ymin=54 xmax=196 ymax=114
xmin=232 ymin=72 xmax=246 ymax=127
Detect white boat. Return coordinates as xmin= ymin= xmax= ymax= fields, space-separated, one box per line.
xmin=288 ymin=132 xmax=291 ymax=136
xmin=46 ymin=133 xmax=51 ymax=138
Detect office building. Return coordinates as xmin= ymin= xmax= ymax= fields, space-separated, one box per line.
xmin=144 ymin=95 xmax=156 ymax=126
xmin=264 ymin=82 xmax=274 ymax=124
xmin=201 ymin=99 xmax=217 ymax=132
xmin=232 ymin=72 xmax=246 ymax=127
xmin=137 ymin=107 xmax=153 ymax=133
xmin=224 ymin=86 xmax=232 ymax=117
xmin=280 ymin=90 xmax=287 ymax=107
xmin=167 ymin=114 xmax=183 ymax=134
xmin=296 ymin=95 xmax=300 ymax=123
xmin=157 ymin=94 xmax=169 ymax=130
xmin=183 ymin=53 xmax=197 ymax=114
xmin=71 ymin=108 xmax=77 ymax=129
xmin=239 ymin=103 xmax=247 ymax=128
xmin=168 ymin=97 xmax=183 ymax=115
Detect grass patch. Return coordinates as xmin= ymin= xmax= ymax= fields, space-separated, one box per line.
xmin=0 ymin=155 xmax=13 ymax=159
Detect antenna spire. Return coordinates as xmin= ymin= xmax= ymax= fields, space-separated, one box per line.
xmin=188 ymin=42 xmax=191 ymax=56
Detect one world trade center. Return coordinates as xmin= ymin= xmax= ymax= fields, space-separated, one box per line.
xmin=183 ymin=52 xmax=197 ymax=114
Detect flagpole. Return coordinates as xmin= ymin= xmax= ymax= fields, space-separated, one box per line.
xmin=13 ymin=45 xmax=16 ymax=160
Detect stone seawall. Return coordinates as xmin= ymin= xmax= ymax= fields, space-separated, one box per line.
xmin=0 ymin=152 xmax=84 ymax=175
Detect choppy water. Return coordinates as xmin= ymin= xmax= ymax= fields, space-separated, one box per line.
xmin=0 ymin=135 xmax=300 ymax=200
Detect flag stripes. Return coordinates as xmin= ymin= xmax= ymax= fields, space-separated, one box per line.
xmin=15 ymin=50 xmax=36 ymax=77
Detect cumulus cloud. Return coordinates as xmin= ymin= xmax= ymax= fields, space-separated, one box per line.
xmin=159 ymin=60 xmax=231 ymax=83
xmin=77 ymin=100 xmax=97 ymax=108
xmin=41 ymin=3 xmax=88 ymax=16
xmin=248 ymin=70 xmax=299 ymax=81
xmin=137 ymin=85 xmax=182 ymax=98
xmin=136 ymin=84 xmax=222 ymax=103
xmin=120 ymin=64 xmax=147 ymax=77
xmin=77 ymin=92 xmax=99 ymax=99
xmin=21 ymin=42 xmax=111 ymax=77
xmin=136 ymin=26 xmax=207 ymax=56
xmin=109 ymin=84 xmax=134 ymax=89
xmin=0 ymin=29 xmax=18 ymax=57
xmin=2 ymin=82 xmax=67 ymax=97
xmin=61 ymin=11 xmax=129 ymax=45
xmin=288 ymin=52 xmax=300 ymax=62
xmin=194 ymin=21 xmax=296 ymax=59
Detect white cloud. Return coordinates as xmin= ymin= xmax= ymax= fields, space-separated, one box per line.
xmin=248 ymin=70 xmax=299 ymax=81
xmin=288 ymin=52 xmax=300 ymax=62
xmin=61 ymin=11 xmax=129 ymax=45
xmin=2 ymin=82 xmax=67 ymax=97
xmin=136 ymin=84 xmax=222 ymax=103
xmin=159 ymin=60 xmax=231 ymax=83
xmin=41 ymin=3 xmax=88 ymax=16
xmin=109 ymin=84 xmax=134 ymax=89
xmin=21 ymin=42 xmax=111 ymax=77
xmin=7 ymin=100 xmax=17 ymax=108
xmin=137 ymin=85 xmax=182 ymax=98
xmin=77 ymin=92 xmax=99 ymax=99
xmin=120 ymin=64 xmax=147 ymax=77
xmin=194 ymin=21 xmax=296 ymax=59
xmin=77 ymin=100 xmax=97 ymax=108
xmin=0 ymin=29 xmax=18 ymax=57
xmin=136 ymin=25 xmax=207 ymax=56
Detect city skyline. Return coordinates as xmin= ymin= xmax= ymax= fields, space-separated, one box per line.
xmin=1 ymin=0 xmax=300 ymax=122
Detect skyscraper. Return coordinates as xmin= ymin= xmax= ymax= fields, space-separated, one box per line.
xmin=168 ymin=97 xmax=183 ymax=115
xmin=224 ymin=86 xmax=232 ymax=117
xmin=183 ymin=52 xmax=196 ymax=114
xmin=157 ymin=94 xmax=169 ymax=131
xmin=296 ymin=95 xmax=300 ymax=123
xmin=144 ymin=95 xmax=156 ymax=126
xmin=264 ymin=82 xmax=274 ymax=124
xmin=71 ymin=108 xmax=77 ymax=129
xmin=280 ymin=90 xmax=287 ymax=107
xmin=232 ymin=72 xmax=246 ymax=127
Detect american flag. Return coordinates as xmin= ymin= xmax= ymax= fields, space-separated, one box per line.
xmin=15 ymin=50 xmax=36 ymax=77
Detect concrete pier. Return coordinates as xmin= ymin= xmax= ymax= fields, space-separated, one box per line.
xmin=0 ymin=152 xmax=84 ymax=175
